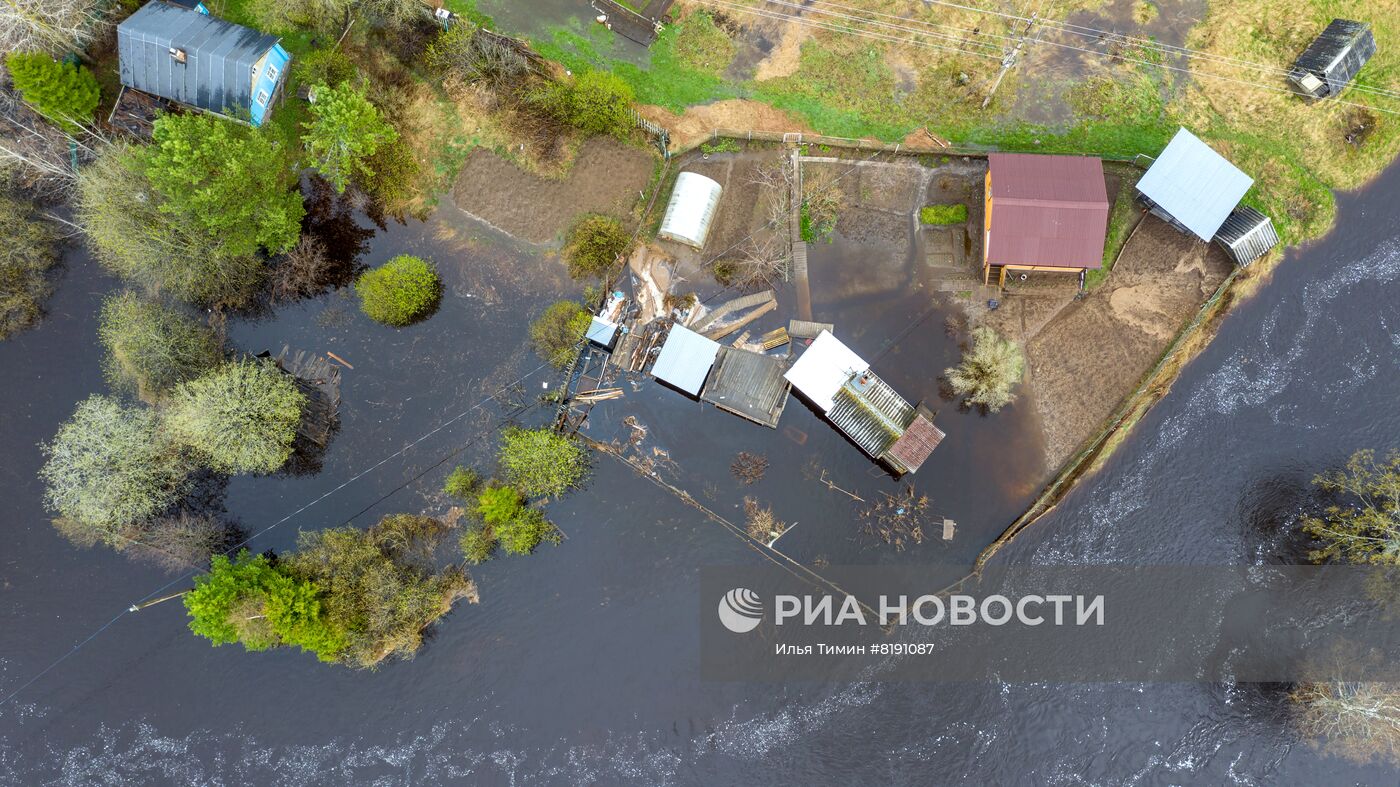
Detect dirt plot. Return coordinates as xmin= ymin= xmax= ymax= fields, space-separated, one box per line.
xmin=1006 ymin=216 xmax=1233 ymax=468
xmin=451 ymin=137 xmax=656 ymax=244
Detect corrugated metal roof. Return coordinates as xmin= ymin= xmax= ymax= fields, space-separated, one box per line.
xmin=586 ymin=317 xmax=618 ymax=347
xmin=117 ymin=1 xmax=278 ymax=117
xmin=783 ymin=331 xmax=868 ymax=412
xmin=986 ymin=154 xmax=1109 ymax=269
xmin=1214 ymin=206 xmax=1279 ymax=266
xmin=1136 ymin=128 xmax=1253 ymax=241
xmin=650 ymin=324 xmax=719 ymax=396
xmin=700 ymin=347 xmax=790 ymax=428
xmin=1290 ymin=19 xmax=1375 ymax=97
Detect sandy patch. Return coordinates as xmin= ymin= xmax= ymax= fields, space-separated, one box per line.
xmin=754 ymin=19 xmax=812 ymax=81
xmin=450 ymin=137 xmax=656 ymax=245
xmin=638 ymin=99 xmax=810 ymax=151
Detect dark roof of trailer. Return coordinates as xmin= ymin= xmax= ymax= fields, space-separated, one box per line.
xmin=117 ymin=1 xmax=278 ymax=116
xmin=1292 ymin=19 xmax=1374 ymax=80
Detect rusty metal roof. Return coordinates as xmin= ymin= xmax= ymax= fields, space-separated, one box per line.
xmin=986 ymin=153 xmax=1109 ymax=269
xmin=885 ymin=413 xmax=945 ymax=474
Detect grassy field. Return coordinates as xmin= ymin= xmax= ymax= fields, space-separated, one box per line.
xmin=531 ymin=1 xmax=1400 ymax=250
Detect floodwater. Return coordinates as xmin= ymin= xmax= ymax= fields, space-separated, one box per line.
xmin=4 ymin=150 xmax=1400 ymax=782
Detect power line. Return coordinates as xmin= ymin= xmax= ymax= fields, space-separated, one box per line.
xmin=0 ymin=360 xmax=555 ymax=710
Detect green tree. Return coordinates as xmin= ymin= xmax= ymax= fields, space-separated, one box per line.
xmin=532 ymin=70 xmax=634 ymax=137
xmin=944 ymin=326 xmax=1025 ymax=413
xmin=498 ymin=426 xmax=589 ymax=499
xmin=142 ymin=114 xmax=304 ymax=258
xmin=284 ymin=516 xmax=475 ymax=669
xmin=185 ymin=550 xmax=345 ymax=659
xmin=77 ymin=144 xmax=265 ymax=306
xmin=5 ymin=52 xmax=99 ymax=132
xmin=39 ymin=395 xmax=191 ymax=544
xmin=302 ymin=81 xmax=397 ymax=193
xmin=166 ymin=359 xmax=307 ymax=474
xmin=1303 ymin=450 xmax=1400 ymax=565
xmin=442 ymin=466 xmax=479 ymax=499
xmin=562 ymin=214 xmax=632 ymax=280
xmin=529 ymin=300 xmax=590 ymax=368
xmin=0 ymin=192 xmax=60 ymax=340
xmin=495 ymin=506 xmax=560 ymax=556
xmin=98 ymin=292 xmax=223 ymax=402
xmin=476 ymin=484 xmax=523 ymax=525
xmin=355 ymin=254 xmax=440 ymax=326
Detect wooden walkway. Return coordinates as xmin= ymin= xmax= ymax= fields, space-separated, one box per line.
xmin=789 ymin=148 xmax=813 ymax=321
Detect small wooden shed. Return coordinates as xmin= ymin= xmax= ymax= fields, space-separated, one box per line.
xmin=1288 ymin=19 xmax=1376 ymax=99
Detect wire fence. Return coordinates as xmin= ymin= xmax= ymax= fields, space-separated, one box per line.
xmin=679 ymin=127 xmax=1145 ymax=163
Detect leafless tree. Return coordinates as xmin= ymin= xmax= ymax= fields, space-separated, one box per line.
xmin=0 ymin=0 xmax=114 ymax=57
xmin=1293 ymin=681 xmax=1400 ymax=765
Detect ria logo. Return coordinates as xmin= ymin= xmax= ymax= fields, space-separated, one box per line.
xmin=718 ymin=588 xmax=764 ymax=633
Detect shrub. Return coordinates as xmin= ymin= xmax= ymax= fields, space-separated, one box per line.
xmin=302 ymin=81 xmax=398 ymax=194
xmin=920 ymin=204 xmax=969 ymax=225
xmin=77 ymin=145 xmax=265 ymax=306
xmin=355 ymin=254 xmax=440 ymax=326
xmin=5 ymin=52 xmax=99 ymax=132
xmin=476 ymin=484 xmax=523 ymax=526
xmin=99 ymin=292 xmax=223 ymax=402
xmin=494 ymin=506 xmax=560 ymax=556
xmin=530 ymin=70 xmax=634 ymax=138
xmin=459 ymin=525 xmax=495 ymax=565
xmin=39 ymin=395 xmax=191 ymax=543
xmin=166 ymin=359 xmax=307 ymax=474
xmin=284 ymin=517 xmax=475 ymax=669
xmin=530 ymin=300 xmax=590 ymax=369
xmin=563 ymin=214 xmax=632 ymax=280
xmin=360 ymin=137 xmax=419 ymax=215
xmin=944 ymin=326 xmax=1025 ymax=412
xmin=293 ymin=47 xmax=356 ymax=87
xmin=0 ymin=192 xmax=60 ymax=340
xmin=142 ymin=113 xmax=304 ymax=258
xmin=498 ymin=426 xmax=589 ymax=499
xmin=442 ymin=466 xmax=479 ymax=499
xmin=123 ymin=512 xmax=231 ymax=573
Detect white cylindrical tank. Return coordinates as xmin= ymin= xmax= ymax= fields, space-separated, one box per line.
xmin=658 ymin=171 xmax=723 ymax=250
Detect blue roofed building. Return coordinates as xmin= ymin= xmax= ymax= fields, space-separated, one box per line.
xmin=117 ymin=0 xmax=290 ymax=126
xmin=1135 ymin=127 xmax=1253 ymax=241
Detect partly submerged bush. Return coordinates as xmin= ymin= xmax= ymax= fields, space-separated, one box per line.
xmin=0 ymin=192 xmax=60 ymax=340
xmin=944 ymin=326 xmax=1025 ymax=412
xmin=355 ymin=254 xmax=440 ymax=326
xmin=442 ymin=466 xmax=480 ymax=499
xmin=166 ymin=358 xmax=307 ymax=474
xmin=498 ymin=426 xmax=589 ymax=499
xmin=529 ymin=300 xmax=590 ymax=369
xmin=99 ymin=292 xmax=223 ymax=402
xmin=39 ymin=395 xmax=191 ymax=544
xmin=562 ymin=214 xmax=632 ymax=280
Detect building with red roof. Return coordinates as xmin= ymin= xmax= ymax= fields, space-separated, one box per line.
xmin=982 ymin=153 xmax=1110 ymax=287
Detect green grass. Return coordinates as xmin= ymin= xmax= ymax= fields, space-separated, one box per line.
xmin=1087 ymin=162 xmax=1146 ymax=289
xmin=920 ymin=204 xmax=968 ymax=225
xmin=700 ymin=138 xmax=741 ymax=155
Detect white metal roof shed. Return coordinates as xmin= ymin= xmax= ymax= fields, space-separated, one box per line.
xmin=783 ymin=331 xmax=869 ymax=412
xmin=651 ymin=324 xmax=720 ymax=396
xmin=1136 ymin=127 xmax=1253 ymax=241
xmin=658 ymin=172 xmax=723 ymax=249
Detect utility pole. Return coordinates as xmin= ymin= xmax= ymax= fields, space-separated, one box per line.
xmin=982 ymin=12 xmax=1040 ymax=110
xmin=128 ymin=590 xmax=190 ymax=613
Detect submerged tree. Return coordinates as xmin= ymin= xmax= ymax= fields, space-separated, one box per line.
xmin=77 ymin=144 xmax=265 ymax=306
xmin=302 ymin=81 xmax=398 ymax=194
xmin=498 ymin=426 xmax=589 ymax=499
xmin=0 ymin=191 xmax=60 ymax=340
xmin=124 ymin=511 xmax=231 ymax=573
xmin=141 ymin=114 xmax=303 ymax=258
xmin=1303 ymin=449 xmax=1400 ymax=565
xmin=529 ymin=300 xmax=589 ymax=369
xmin=39 ymin=395 xmax=191 ymax=544
xmin=5 ymin=52 xmax=99 ymax=132
xmin=562 ymin=214 xmax=632 ymax=280
xmin=98 ymin=292 xmax=223 ymax=402
xmin=166 ymin=359 xmax=307 ymax=475
xmin=944 ymin=326 xmax=1025 ymax=412
xmin=185 ymin=550 xmax=346 ymax=660
xmin=283 ymin=516 xmax=475 ymax=669
xmin=1292 ymin=680 xmax=1400 ymax=766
